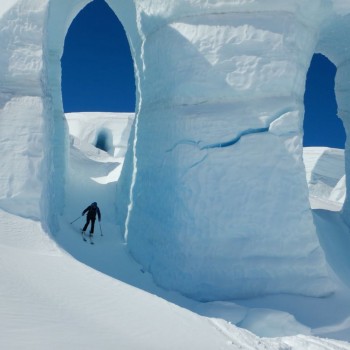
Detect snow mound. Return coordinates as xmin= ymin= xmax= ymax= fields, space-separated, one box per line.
xmin=303 ymin=147 xmax=346 ymax=211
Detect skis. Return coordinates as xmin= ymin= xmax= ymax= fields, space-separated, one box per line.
xmin=71 ymin=217 xmax=102 ymax=246
xmin=81 ymin=230 xmax=94 ymax=244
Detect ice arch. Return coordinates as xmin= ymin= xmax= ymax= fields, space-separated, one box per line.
xmin=0 ymin=0 xmax=138 ymax=230
xmin=0 ymin=0 xmax=350 ymax=300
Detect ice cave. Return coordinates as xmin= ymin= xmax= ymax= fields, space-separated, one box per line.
xmin=1 ymin=0 xmax=350 ymax=301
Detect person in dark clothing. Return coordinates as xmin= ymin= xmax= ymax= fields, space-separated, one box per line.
xmin=82 ymin=202 xmax=101 ymax=236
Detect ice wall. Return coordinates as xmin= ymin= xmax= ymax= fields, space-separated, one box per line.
xmin=117 ymin=0 xmax=337 ymax=300
xmin=0 ymin=0 xmax=349 ymax=300
xmin=0 ymin=0 xmax=48 ymax=220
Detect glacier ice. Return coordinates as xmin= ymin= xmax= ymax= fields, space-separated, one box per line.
xmin=66 ymin=112 xmax=134 ymax=158
xmin=0 ymin=0 xmax=350 ymax=300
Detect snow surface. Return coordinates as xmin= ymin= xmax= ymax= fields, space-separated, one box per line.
xmin=1 ymin=112 xmax=350 ymax=349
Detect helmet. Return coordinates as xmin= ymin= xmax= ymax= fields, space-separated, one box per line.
xmin=92 ymin=202 xmax=97 ymax=207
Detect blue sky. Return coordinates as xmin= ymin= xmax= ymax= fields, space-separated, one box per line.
xmin=61 ymin=0 xmax=346 ymax=149
xmin=303 ymin=54 xmax=345 ymax=149
xmin=61 ymin=0 xmax=135 ymax=112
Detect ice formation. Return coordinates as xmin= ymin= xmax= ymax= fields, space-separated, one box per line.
xmin=0 ymin=0 xmax=350 ymax=300
xmin=304 ymin=147 xmax=346 ymax=210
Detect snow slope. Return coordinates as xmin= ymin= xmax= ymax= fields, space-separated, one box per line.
xmin=2 ymin=112 xmax=350 ymax=349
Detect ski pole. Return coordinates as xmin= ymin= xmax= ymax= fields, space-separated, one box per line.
xmin=70 ymin=215 xmax=82 ymax=225
xmin=99 ymin=221 xmax=103 ymax=236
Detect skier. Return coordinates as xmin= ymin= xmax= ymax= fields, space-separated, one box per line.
xmin=81 ymin=202 xmax=101 ymax=237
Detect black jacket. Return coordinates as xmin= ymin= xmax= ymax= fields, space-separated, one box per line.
xmin=82 ymin=205 xmax=101 ymax=221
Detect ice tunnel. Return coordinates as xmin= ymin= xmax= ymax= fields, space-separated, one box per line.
xmin=1 ymin=0 xmax=350 ymax=300
xmin=94 ymin=128 xmax=113 ymax=155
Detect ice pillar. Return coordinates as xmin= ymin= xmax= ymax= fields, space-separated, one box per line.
xmin=0 ymin=1 xmax=48 ymax=221
xmin=121 ymin=0 xmax=335 ymax=300
xmin=0 ymin=0 xmax=91 ymax=230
